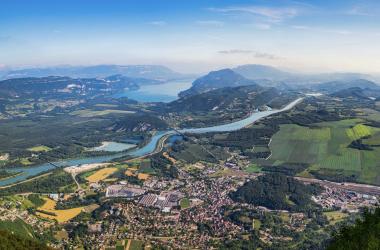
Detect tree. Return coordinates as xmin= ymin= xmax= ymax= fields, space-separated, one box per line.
xmin=327 ymin=207 xmax=380 ymax=250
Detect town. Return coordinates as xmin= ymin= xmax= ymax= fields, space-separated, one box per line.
xmin=1 ymin=153 xmax=378 ymax=249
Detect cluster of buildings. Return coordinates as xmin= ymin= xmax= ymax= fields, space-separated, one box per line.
xmin=105 ymin=182 xmax=184 ymax=213
xmin=105 ymin=184 xmax=146 ymax=198
xmin=139 ymin=191 xmax=184 ymax=212
xmin=312 ymin=186 xmax=378 ymax=212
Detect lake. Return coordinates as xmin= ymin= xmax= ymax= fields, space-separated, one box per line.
xmin=113 ymin=79 xmax=193 ymax=102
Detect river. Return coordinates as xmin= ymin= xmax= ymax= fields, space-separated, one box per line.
xmin=0 ymin=98 xmax=303 ymax=187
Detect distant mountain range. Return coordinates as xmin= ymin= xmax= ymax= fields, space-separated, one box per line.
xmin=0 ymin=75 xmax=160 ymax=99
xmin=0 ymin=65 xmax=190 ymax=81
xmin=313 ymin=79 xmax=380 ymax=93
xmin=233 ymin=64 xmax=291 ymax=81
xmin=231 ymin=64 xmax=374 ymax=84
xmin=168 ymin=84 xmax=293 ymax=113
xmin=179 ymin=69 xmax=257 ymax=97
xmin=179 ymin=65 xmax=379 ymax=100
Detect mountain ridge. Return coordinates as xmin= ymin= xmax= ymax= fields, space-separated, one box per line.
xmin=0 ymin=64 xmax=189 ymax=81
xmin=179 ymin=68 xmax=257 ymax=97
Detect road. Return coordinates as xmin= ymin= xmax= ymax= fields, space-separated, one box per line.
xmin=295 ymin=177 xmax=380 ymax=196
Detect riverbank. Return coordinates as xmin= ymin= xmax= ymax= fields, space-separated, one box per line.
xmin=0 ymin=172 xmax=52 ymax=189
xmin=0 ymin=171 xmax=23 ymax=181
xmin=0 ymin=98 xmax=303 ymax=187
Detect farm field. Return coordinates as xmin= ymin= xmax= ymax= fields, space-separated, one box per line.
xmin=244 ymin=164 xmax=262 ymax=173
xmin=346 ymin=124 xmax=372 ymax=140
xmin=70 ymin=109 xmax=135 ymax=117
xmin=36 ymin=197 xmax=83 ymax=223
xmin=27 ymin=145 xmax=52 ymax=152
xmin=137 ymin=173 xmax=150 ymax=180
xmin=86 ymin=167 xmax=118 ymax=182
xmin=268 ymin=119 xmax=380 ymax=185
xmin=124 ymin=239 xmax=144 ymax=250
xmin=324 ymin=211 xmax=349 ymax=225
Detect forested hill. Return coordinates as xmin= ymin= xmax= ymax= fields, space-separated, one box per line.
xmin=166 ymin=85 xmax=294 ymax=113
xmin=230 ymin=173 xmax=323 ymax=212
xmin=179 ymin=68 xmax=257 ymax=97
xmin=327 ymin=207 xmax=380 ymax=250
xmin=233 ymin=64 xmax=292 ymax=80
xmin=0 ymin=75 xmax=160 ymax=99
xmin=0 ymin=230 xmax=52 ymax=250
xmin=331 ymin=87 xmax=380 ymax=100
xmin=314 ymin=79 xmax=380 ymax=93
xmin=0 ymin=64 xmax=187 ymax=80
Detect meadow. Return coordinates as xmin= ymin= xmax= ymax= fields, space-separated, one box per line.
xmin=0 ymin=218 xmax=35 ymax=239
xmin=268 ymin=119 xmax=380 ymax=185
xmin=324 ymin=211 xmax=349 ymax=225
xmin=27 ymin=145 xmax=52 ymax=152
xmin=180 ymin=198 xmax=190 ymax=209
xmin=70 ymin=109 xmax=135 ymax=118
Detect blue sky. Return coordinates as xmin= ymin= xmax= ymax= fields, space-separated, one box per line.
xmin=0 ymin=0 xmax=380 ymax=73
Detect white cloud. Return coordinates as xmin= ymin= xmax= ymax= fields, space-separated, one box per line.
xmin=218 ymin=49 xmax=253 ymax=54
xmin=196 ymin=20 xmax=224 ymax=27
xmin=291 ymin=25 xmax=310 ymax=30
xmin=291 ymin=25 xmax=352 ymax=35
xmin=148 ymin=21 xmax=167 ymax=26
xmin=210 ymin=5 xmax=299 ymax=23
xmin=255 ymin=23 xmax=271 ymax=30
xmin=218 ymin=49 xmax=281 ymax=60
xmin=345 ymin=5 xmax=377 ymax=16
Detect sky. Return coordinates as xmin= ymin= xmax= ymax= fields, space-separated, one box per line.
xmin=0 ymin=0 xmax=380 ymax=74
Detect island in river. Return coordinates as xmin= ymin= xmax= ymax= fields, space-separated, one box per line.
xmin=0 ymin=98 xmax=303 ymax=187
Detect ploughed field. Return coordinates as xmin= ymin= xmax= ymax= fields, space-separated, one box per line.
xmin=268 ymin=119 xmax=380 ymax=185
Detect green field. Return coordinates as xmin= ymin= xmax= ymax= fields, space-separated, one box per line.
xmin=324 ymin=211 xmax=349 ymax=225
xmin=268 ymin=119 xmax=380 ymax=184
xmin=0 ymin=218 xmax=36 ymax=239
xmin=346 ymin=124 xmax=372 ymax=140
xmin=129 ymin=240 xmax=144 ymax=250
xmin=124 ymin=239 xmax=144 ymax=250
xmin=70 ymin=109 xmax=135 ymax=117
xmin=244 ymin=164 xmax=262 ymax=173
xmin=27 ymin=145 xmax=52 ymax=152
xmin=180 ymin=198 xmax=190 ymax=209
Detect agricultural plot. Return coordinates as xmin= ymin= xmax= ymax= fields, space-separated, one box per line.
xmin=36 ymin=198 xmax=83 ymax=223
xmin=124 ymin=239 xmax=144 ymax=250
xmin=270 ymin=125 xmax=331 ymax=164
xmin=324 ymin=211 xmax=349 ymax=225
xmin=268 ymin=119 xmax=380 ymax=185
xmin=346 ymin=124 xmax=372 ymax=140
xmin=27 ymin=145 xmax=52 ymax=152
xmin=86 ymin=167 xmax=118 ymax=182
xmin=244 ymin=164 xmax=262 ymax=173
xmin=70 ymin=109 xmax=135 ymax=117
xmin=137 ymin=173 xmax=150 ymax=180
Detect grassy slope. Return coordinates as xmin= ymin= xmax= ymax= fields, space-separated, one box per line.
xmin=0 ymin=218 xmax=36 ymax=240
xmin=268 ymin=119 xmax=380 ymax=184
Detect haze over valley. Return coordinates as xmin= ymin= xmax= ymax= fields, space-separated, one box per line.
xmin=1 ymin=1 xmax=380 ymax=249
